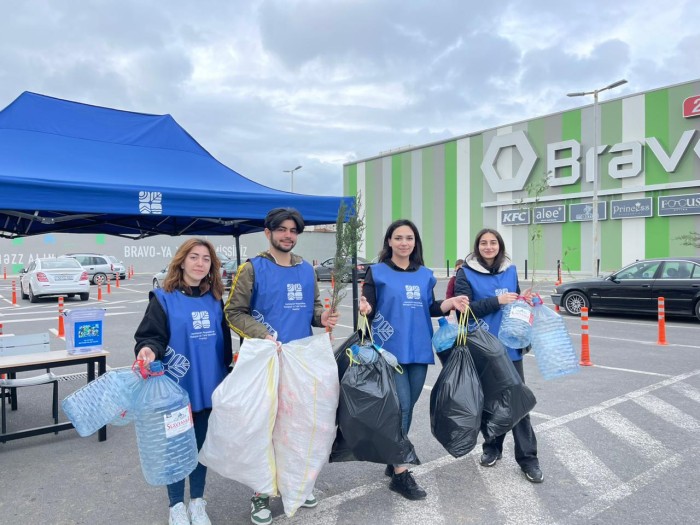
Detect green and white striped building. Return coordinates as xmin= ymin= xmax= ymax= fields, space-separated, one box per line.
xmin=344 ymin=79 xmax=700 ymax=275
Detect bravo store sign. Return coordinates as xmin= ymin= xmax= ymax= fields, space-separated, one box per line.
xmin=481 ymin=129 xmax=700 ymax=194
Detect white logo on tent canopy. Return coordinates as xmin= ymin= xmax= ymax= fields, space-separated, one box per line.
xmin=139 ymin=191 xmax=162 ymax=214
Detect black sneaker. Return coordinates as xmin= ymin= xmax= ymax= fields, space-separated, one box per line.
xmin=479 ymin=450 xmax=502 ymax=467
xmin=389 ymin=470 xmax=427 ymax=500
xmin=384 ymin=465 xmax=394 ymax=477
xmin=524 ymin=466 xmax=544 ymax=483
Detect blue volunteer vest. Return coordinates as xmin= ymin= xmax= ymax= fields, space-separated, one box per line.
xmin=371 ymin=262 xmax=436 ymax=364
xmin=153 ymin=288 xmax=227 ymax=411
xmin=250 ymin=257 xmax=316 ymax=343
xmin=463 ymin=264 xmax=522 ymax=361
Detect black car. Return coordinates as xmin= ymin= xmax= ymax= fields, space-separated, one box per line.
xmin=551 ymin=257 xmax=700 ymax=321
xmin=314 ymin=257 xmax=372 ymax=282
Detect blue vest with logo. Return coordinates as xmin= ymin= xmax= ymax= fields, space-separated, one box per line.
xmin=250 ymin=256 xmax=316 ymax=343
xmin=153 ymin=288 xmax=227 ymax=411
xmin=463 ymin=264 xmax=522 ymax=361
xmin=371 ymin=262 xmax=436 ymax=365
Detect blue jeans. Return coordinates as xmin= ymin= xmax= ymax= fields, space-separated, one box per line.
xmin=167 ymin=409 xmax=210 ymax=507
xmin=393 ymin=363 xmax=428 ymax=435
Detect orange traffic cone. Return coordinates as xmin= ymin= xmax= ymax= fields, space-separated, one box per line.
xmin=107 ymin=276 xmax=111 ymax=294
xmin=579 ymin=307 xmax=592 ymax=366
xmin=58 ymin=296 xmax=65 ymax=338
xmin=657 ymin=297 xmax=668 ymax=345
xmin=11 ymin=280 xmax=17 ymax=305
xmin=97 ymin=284 xmax=103 ymax=301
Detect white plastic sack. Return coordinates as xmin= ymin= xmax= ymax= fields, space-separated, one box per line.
xmin=198 ymin=338 xmax=279 ymax=496
xmin=274 ymin=333 xmax=340 ymax=517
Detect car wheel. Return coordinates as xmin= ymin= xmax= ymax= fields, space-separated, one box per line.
xmin=28 ymin=286 xmax=39 ymax=303
xmin=153 ymin=278 xmax=160 ymax=289
xmin=92 ymin=273 xmax=107 ymax=285
xmin=80 ymin=292 xmax=89 ymax=301
xmin=563 ymin=291 xmax=589 ymax=316
xmin=695 ymin=301 xmax=700 ymax=322
xmin=20 ymin=282 xmax=29 ymax=300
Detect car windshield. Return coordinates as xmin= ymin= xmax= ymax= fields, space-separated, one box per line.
xmin=108 ymin=256 xmax=120 ymax=263
xmin=42 ymin=259 xmax=81 ymax=270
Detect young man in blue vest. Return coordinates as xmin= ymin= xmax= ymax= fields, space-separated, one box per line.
xmin=224 ymin=207 xmax=338 ymax=525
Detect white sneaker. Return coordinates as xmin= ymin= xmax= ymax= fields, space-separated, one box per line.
xmin=169 ymin=502 xmax=190 ymax=525
xmin=188 ymin=498 xmax=211 ymax=525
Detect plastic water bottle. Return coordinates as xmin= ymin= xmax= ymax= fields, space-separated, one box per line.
xmin=109 ymin=368 xmax=144 ymax=426
xmin=350 ymin=344 xmax=379 ymax=364
xmin=132 ymin=361 xmax=198 ymax=486
xmin=498 ymin=298 xmax=534 ymax=349
xmin=374 ymin=345 xmax=400 ymax=369
xmin=432 ymin=317 xmax=459 ymax=353
xmin=531 ymin=302 xmax=580 ymax=380
xmin=62 ymin=368 xmax=141 ymax=437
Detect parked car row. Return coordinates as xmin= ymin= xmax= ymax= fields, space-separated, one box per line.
xmin=313 ymin=257 xmax=374 ymax=282
xmin=18 ymin=252 xmax=128 ymax=302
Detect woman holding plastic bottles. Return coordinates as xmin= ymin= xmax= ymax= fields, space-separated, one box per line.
xmin=135 ymin=238 xmax=233 ymax=525
xmin=358 ymin=219 xmax=469 ymax=500
xmin=453 ymin=228 xmax=543 ymax=483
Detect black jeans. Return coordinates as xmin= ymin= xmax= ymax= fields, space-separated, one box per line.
xmin=167 ymin=409 xmax=211 ymax=507
xmin=481 ymin=359 xmax=539 ymax=470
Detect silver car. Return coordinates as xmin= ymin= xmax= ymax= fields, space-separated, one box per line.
xmin=61 ymin=253 xmax=117 ymax=285
xmin=107 ymin=256 xmax=127 ymax=279
xmin=20 ymin=258 xmax=90 ymax=302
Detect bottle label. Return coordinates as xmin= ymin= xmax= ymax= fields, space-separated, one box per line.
xmin=164 ymin=405 xmax=193 ymax=438
xmin=509 ymin=306 xmax=533 ymax=325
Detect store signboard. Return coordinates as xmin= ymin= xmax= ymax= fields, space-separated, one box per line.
xmin=533 ymin=205 xmax=565 ymax=224
xmin=611 ymin=197 xmax=652 ymax=219
xmin=501 ymin=209 xmax=530 ymax=225
xmin=569 ymin=202 xmax=607 ymax=222
xmin=658 ymin=193 xmax=700 ymax=216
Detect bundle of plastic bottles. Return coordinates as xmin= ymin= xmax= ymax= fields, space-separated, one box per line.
xmin=432 ymin=317 xmax=460 ymax=353
xmin=62 ymin=360 xmax=198 ymax=485
xmin=349 ymin=343 xmax=400 ymax=370
xmin=530 ymin=298 xmax=580 ymax=380
xmin=498 ymin=297 xmax=534 ymax=349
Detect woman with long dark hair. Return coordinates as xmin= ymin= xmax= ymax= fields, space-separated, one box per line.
xmin=454 ymin=228 xmax=543 ymax=483
xmin=135 ymin=238 xmax=233 ymax=525
xmin=359 ymin=219 xmax=469 ymax=500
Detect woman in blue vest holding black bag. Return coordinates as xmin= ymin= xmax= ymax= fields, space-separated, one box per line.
xmin=454 ymin=228 xmax=543 ymax=483
xmin=135 ymin=238 xmax=233 ymax=525
xmin=359 ymin=219 xmax=469 ymax=500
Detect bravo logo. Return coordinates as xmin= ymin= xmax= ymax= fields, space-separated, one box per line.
xmin=481 ymin=129 xmax=700 ymax=194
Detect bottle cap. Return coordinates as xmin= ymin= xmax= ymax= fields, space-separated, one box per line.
xmin=150 ymin=360 xmax=164 ymax=373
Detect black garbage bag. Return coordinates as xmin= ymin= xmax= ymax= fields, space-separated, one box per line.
xmin=330 ymin=356 xmax=418 ymax=465
xmin=333 ymin=330 xmax=364 ymax=382
xmin=430 ymin=345 xmax=483 ymax=457
xmin=466 ymin=323 xmax=536 ymax=440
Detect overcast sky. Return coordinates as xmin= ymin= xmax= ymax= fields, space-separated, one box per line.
xmin=1 ymin=0 xmax=699 ymax=196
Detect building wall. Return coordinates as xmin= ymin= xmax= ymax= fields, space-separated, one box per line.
xmin=345 ymin=79 xmax=700 ymax=274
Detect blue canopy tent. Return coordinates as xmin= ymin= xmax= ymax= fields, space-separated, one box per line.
xmin=0 ymin=92 xmax=351 ymax=240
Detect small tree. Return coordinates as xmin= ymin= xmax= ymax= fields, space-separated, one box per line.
xmin=329 ymin=194 xmax=365 ymax=319
xmin=515 ymin=170 xmax=551 ymax=290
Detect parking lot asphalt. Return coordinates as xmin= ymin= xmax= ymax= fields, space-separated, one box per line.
xmin=1 ymin=275 xmax=699 ymax=524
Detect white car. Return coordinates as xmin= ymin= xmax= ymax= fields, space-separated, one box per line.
xmin=20 ymin=258 xmax=90 ymax=302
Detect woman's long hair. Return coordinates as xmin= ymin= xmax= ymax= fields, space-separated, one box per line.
xmin=472 ymin=228 xmax=507 ymax=271
xmin=378 ymin=219 xmax=425 ymax=266
xmin=163 ymin=238 xmax=224 ymax=300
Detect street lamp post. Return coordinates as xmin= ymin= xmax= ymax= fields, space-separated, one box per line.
xmin=567 ymin=79 xmax=627 ymax=277
xmin=283 ymin=165 xmax=302 ymax=192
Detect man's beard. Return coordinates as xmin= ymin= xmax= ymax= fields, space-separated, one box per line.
xmin=271 ymin=236 xmax=295 ymax=253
